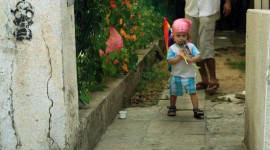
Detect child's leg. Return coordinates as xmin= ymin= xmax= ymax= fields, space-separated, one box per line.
xmin=189 ymin=93 xmax=199 ymax=109
xmin=168 ymin=95 xmax=177 ymax=116
xmin=189 ymin=93 xmax=204 ymax=119
xmin=168 ymin=76 xmax=183 ymax=116
xmin=170 ymin=95 xmax=177 ymax=107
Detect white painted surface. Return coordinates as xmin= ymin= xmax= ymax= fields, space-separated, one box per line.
xmin=246 ymin=9 xmax=270 ymax=150
xmin=0 ymin=0 xmax=78 ymax=149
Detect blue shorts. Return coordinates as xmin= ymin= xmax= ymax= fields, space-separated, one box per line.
xmin=169 ymin=76 xmax=196 ymax=96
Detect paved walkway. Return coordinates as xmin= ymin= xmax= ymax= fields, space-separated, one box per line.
xmin=94 ymin=31 xmax=246 ymax=150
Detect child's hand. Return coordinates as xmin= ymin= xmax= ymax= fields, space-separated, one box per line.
xmin=186 ymin=57 xmax=194 ymax=63
xmin=179 ymin=51 xmax=185 ymax=57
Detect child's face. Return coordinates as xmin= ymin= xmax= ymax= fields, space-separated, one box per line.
xmin=173 ymin=32 xmax=188 ymax=44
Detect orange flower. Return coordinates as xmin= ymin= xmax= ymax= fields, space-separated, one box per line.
xmin=120 ymin=28 xmax=126 ymax=36
xmin=122 ymin=63 xmax=129 ymax=72
xmin=138 ymin=14 xmax=141 ymax=18
xmin=110 ymin=1 xmax=116 ymax=8
xmin=132 ymin=35 xmax=136 ymax=41
xmin=124 ymin=34 xmax=136 ymax=41
xmin=125 ymin=34 xmax=132 ymax=40
xmin=119 ymin=18 xmax=123 ymax=25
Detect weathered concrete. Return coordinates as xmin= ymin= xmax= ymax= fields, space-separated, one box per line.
xmin=76 ymin=41 xmax=163 ymax=150
xmin=0 ymin=1 xmax=78 ymax=149
xmin=94 ymin=86 xmax=246 ymax=150
xmin=245 ymin=9 xmax=270 ymax=150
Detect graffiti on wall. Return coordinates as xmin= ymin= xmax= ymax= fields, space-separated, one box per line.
xmin=11 ymin=0 xmax=34 ymax=41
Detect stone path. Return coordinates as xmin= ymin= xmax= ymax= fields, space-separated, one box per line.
xmin=94 ymin=83 xmax=246 ymax=150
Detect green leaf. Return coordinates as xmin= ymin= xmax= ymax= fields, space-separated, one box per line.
xmin=79 ymin=94 xmax=91 ymax=104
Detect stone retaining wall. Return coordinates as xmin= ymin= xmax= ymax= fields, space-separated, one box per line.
xmin=76 ymin=41 xmax=164 ymax=150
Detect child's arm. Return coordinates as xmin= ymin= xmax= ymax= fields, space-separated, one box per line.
xmin=167 ymin=51 xmax=185 ymax=65
xmin=186 ymin=54 xmax=201 ymax=63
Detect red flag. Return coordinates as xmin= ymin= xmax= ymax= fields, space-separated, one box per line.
xmin=163 ymin=18 xmax=171 ymax=52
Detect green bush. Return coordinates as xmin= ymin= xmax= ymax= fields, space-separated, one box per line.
xmin=75 ymin=0 xmax=164 ymax=104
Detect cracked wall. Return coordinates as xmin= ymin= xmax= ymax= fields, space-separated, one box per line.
xmin=0 ymin=0 xmax=78 ymax=149
xmin=0 ymin=1 xmax=19 ymax=149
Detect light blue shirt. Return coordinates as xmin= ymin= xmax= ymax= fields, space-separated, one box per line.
xmin=167 ymin=42 xmax=200 ymax=78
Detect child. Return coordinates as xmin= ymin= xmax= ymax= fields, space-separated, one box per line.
xmin=166 ymin=18 xmax=204 ymax=119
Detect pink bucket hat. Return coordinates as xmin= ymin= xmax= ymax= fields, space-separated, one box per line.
xmin=171 ymin=18 xmax=192 ymax=36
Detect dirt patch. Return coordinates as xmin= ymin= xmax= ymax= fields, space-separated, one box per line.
xmin=215 ymin=32 xmax=246 ymax=95
xmin=215 ymin=48 xmax=245 ymax=95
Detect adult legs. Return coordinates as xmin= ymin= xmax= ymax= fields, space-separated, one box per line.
xmin=205 ymin=58 xmax=218 ymax=84
xmin=186 ymin=15 xmax=209 ymax=89
xmin=196 ymin=59 xmax=219 ymax=91
xmin=198 ymin=14 xmax=220 ymax=90
xmin=196 ymin=60 xmax=209 ymax=84
xmin=197 ymin=58 xmax=218 ymax=85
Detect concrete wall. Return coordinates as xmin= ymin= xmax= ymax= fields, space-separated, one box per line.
xmin=0 ymin=0 xmax=78 ymax=149
xmin=245 ymin=9 xmax=270 ymax=150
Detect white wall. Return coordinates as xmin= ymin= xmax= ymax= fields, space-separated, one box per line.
xmin=245 ymin=9 xmax=270 ymax=150
xmin=0 ymin=0 xmax=78 ymax=149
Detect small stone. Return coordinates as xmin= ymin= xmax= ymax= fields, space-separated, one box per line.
xmin=214 ymin=95 xmax=232 ymax=102
xmin=235 ymin=91 xmax=245 ymax=99
xmin=233 ymin=99 xmax=245 ymax=104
